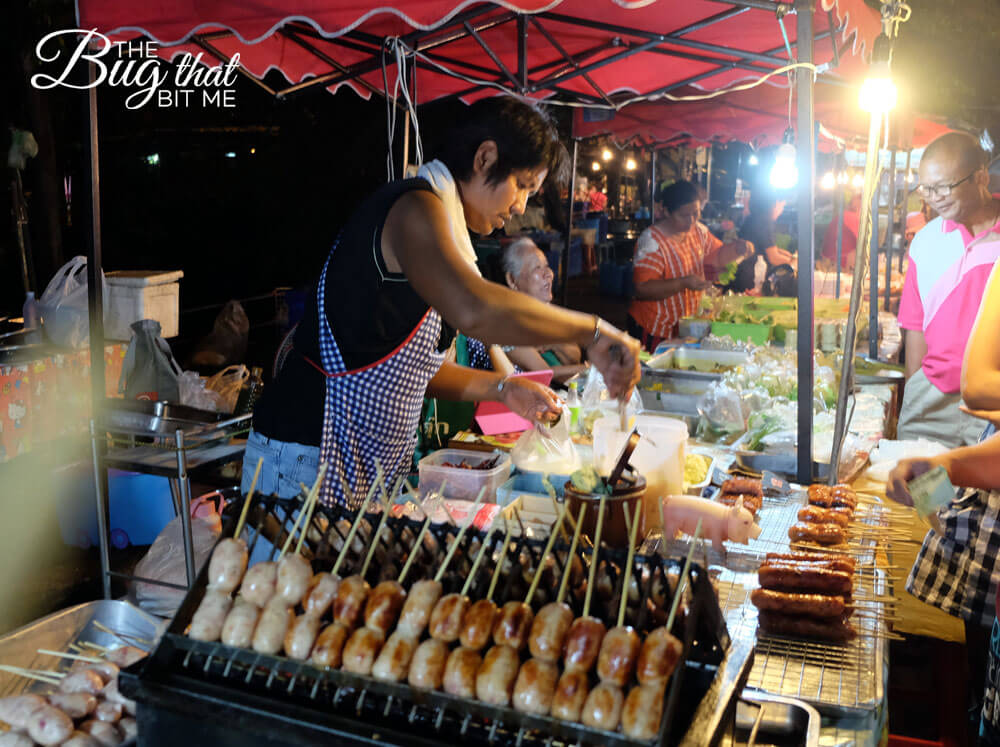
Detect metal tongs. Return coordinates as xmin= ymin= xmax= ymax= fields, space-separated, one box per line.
xmin=606 ymin=428 xmax=641 ymax=491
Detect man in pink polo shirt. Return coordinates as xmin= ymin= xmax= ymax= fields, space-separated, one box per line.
xmin=897 ymin=132 xmax=999 ymax=447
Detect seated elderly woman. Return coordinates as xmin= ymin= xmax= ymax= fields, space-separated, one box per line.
xmin=467 ymin=237 xmax=588 ymax=384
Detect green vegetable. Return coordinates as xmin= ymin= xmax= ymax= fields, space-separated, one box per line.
xmin=745 ymin=413 xmax=783 ymax=451
xmin=718 ymin=260 xmax=740 ymax=285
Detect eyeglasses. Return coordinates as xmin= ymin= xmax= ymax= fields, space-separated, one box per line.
xmin=917 ymin=169 xmax=979 ymax=199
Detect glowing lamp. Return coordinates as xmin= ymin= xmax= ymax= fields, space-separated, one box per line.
xmin=591 ymin=161 xmax=601 ymax=172
xmin=859 ymin=34 xmax=897 ymax=114
xmin=748 ymin=153 xmax=759 ymax=166
xmin=602 ymin=148 xmax=613 ymax=161
xmin=625 ymin=158 xmax=637 ymax=171
xmin=769 ymin=130 xmax=798 ymax=189
xmin=820 ymin=172 xmax=836 ymax=190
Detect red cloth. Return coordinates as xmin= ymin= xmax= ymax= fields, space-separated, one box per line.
xmin=588 ymin=189 xmax=607 ymax=213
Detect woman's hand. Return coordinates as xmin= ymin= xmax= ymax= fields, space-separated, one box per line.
xmin=717 ymin=239 xmax=753 ymax=266
xmin=585 ymin=321 xmax=642 ymax=400
xmin=886 ymin=456 xmax=946 ymax=506
xmin=959 ymin=404 xmax=1000 ymax=426
xmin=764 ymin=245 xmax=796 ymax=267
xmin=500 ymin=378 xmax=563 ymax=423
xmin=682 ymin=274 xmax=712 ymax=292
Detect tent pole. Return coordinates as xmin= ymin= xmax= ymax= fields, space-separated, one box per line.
xmin=795 ymin=0 xmax=815 ymax=485
xmin=883 ymin=148 xmax=897 ymax=311
xmin=834 ymin=156 xmax=845 ymax=299
xmin=650 ymin=148 xmax=657 ymax=222
xmin=706 ymin=144 xmax=713 ymax=202
xmin=868 ymin=174 xmax=880 ymax=359
xmin=900 ymin=149 xmax=911 ymax=272
xmin=561 ymin=139 xmax=578 ymax=307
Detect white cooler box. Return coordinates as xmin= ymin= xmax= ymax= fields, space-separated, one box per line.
xmin=106 ymin=270 xmax=183 ymax=340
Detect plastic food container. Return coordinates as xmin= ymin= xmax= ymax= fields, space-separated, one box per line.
xmin=417 ymin=448 xmax=511 ymax=503
xmin=106 ymin=270 xmax=184 ymax=340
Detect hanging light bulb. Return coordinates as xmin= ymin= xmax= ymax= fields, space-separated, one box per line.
xmin=625 ymin=158 xmax=638 ymax=171
xmin=820 ymin=172 xmax=836 ymax=190
xmin=859 ymin=34 xmax=897 ymax=114
xmin=748 ymin=153 xmax=759 ymax=166
xmin=769 ymin=129 xmax=798 ymax=189
xmin=591 ymin=161 xmax=601 ymax=172
xmin=837 ymin=170 xmax=849 ymax=185
xmin=602 ymin=148 xmax=613 ymax=161
xmin=852 ymin=172 xmax=865 ymax=188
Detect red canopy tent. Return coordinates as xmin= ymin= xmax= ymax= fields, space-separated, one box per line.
xmin=75 ymin=0 xmax=883 ymax=483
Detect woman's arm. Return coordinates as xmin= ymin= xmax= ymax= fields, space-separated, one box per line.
xmin=887 ymin=433 xmax=1000 ymax=503
xmin=634 ymin=276 xmax=706 ymax=301
xmin=425 ymin=360 xmax=562 ymax=421
xmin=504 ymin=346 xmax=588 ymax=384
xmin=961 ymin=261 xmax=1000 ymax=410
xmin=904 ymin=329 xmax=928 ymax=380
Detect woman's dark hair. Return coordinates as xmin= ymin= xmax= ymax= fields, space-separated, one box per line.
xmin=748 ymin=190 xmax=780 ymax=218
xmin=657 ymin=180 xmax=700 ymax=212
xmin=435 ymin=97 xmax=568 ymax=186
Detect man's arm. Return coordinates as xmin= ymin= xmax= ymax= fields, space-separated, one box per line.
xmin=961 ymin=262 xmax=1000 ymax=409
xmin=904 ymin=328 xmax=928 ymax=380
xmin=633 ymin=276 xmax=703 ymax=301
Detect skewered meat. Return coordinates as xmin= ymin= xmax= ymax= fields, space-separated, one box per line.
xmin=562 ymin=616 xmax=606 ymax=673
xmin=364 ymin=580 xmax=406 ymax=635
xmin=797 ymin=506 xmax=849 ymax=528
xmin=550 ymin=670 xmax=589 ymax=721
xmin=408 ymin=639 xmax=448 ymax=690
xmin=396 ymin=579 xmax=443 ymax=638
xmin=332 ymin=575 xmax=371 ymax=628
xmin=765 ymin=551 xmax=855 ymax=571
xmin=720 ymin=478 xmax=763 ymax=498
xmin=94 ymin=701 xmax=123 ymax=723
xmin=221 ymin=595 xmax=261 ymax=648
xmin=341 ymin=626 xmax=385 ymax=675
xmin=492 ymin=601 xmax=534 ymax=651
xmin=104 ymin=647 xmax=146 ymax=668
xmin=251 ymin=597 xmax=293 ymax=655
xmin=284 ymin=613 xmax=323 ymax=660
xmin=275 ymin=554 xmax=312 ymax=606
xmin=512 ymin=658 xmax=558 ymax=715
xmin=758 ymin=565 xmax=852 ymax=595
xmin=788 ymin=522 xmax=846 ymax=546
xmin=0 ymin=696 xmax=74 ymax=746
xmin=59 ymin=670 xmax=105 ymax=696
xmin=303 ymin=572 xmax=340 ymax=615
xmin=528 ymin=602 xmax=573 ymax=663
xmin=100 ymin=680 xmax=135 ymax=716
xmin=207 ymin=537 xmax=248 ymax=593
xmin=750 ymin=588 xmax=846 ymax=618
xmin=636 ymin=627 xmax=683 ymax=685
xmin=118 ymin=718 xmax=137 ymax=741
xmin=596 ymin=626 xmax=640 ymax=687
xmin=757 ymin=610 xmax=857 ymax=641
xmin=428 ymin=593 xmax=469 ymax=643
xmin=443 ymin=647 xmax=482 ymax=698
xmin=58 ymin=734 xmax=98 ymax=747
xmin=241 ymin=562 xmax=278 ymax=607
xmin=47 ymin=693 xmax=96 ymax=719
xmin=807 ymin=484 xmax=833 ymax=507
xmin=188 ymin=588 xmax=233 ymax=642
xmin=581 ymin=682 xmax=624 ymax=731
xmin=310 ymin=622 xmax=350 ymax=668
xmin=718 ymin=493 xmax=762 ymax=516
xmin=622 ymin=682 xmax=667 ymax=739
xmin=475 ymin=645 xmax=520 ymax=706
xmin=459 ymin=599 xmax=498 ymax=651
xmin=78 ymin=719 xmax=123 ymax=747
xmin=372 ymin=631 xmax=418 ymax=683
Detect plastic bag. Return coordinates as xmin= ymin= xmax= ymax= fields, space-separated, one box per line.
xmin=578 ymin=366 xmax=642 ymax=436
xmin=38 ymin=256 xmax=108 ymax=348
xmin=118 ymin=319 xmax=182 ymax=402
xmin=178 ymin=371 xmax=225 ymax=412
xmin=205 ymin=364 xmax=248 ymax=413
xmin=696 ymin=381 xmax=746 ymax=441
xmin=133 ymin=515 xmax=220 ymax=617
xmin=511 ymin=406 xmax=580 ymax=474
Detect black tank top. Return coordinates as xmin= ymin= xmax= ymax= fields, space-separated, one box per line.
xmin=253 ymin=178 xmax=441 ymax=446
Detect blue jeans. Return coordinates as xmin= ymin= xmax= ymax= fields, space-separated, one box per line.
xmin=241 ymin=429 xmax=320 ymax=499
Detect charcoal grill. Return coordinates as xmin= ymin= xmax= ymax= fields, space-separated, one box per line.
xmin=121 ymin=492 xmax=753 ymax=746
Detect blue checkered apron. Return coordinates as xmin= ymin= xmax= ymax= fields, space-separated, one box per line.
xmin=314 ymin=243 xmax=445 ymax=508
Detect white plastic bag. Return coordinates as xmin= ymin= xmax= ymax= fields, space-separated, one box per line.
xmin=511 ymin=406 xmax=580 ymax=474
xmin=178 ymin=371 xmax=225 ymax=412
xmin=578 ymin=366 xmax=642 ymax=435
xmin=38 ymin=256 xmax=109 ymax=348
xmin=133 ymin=515 xmax=220 ymax=617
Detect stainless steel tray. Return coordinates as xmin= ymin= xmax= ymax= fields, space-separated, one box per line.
xmin=100 ymin=399 xmax=228 ymax=437
xmin=733 ymin=450 xmax=831 ymax=482
xmin=721 ymin=691 xmax=821 ymax=747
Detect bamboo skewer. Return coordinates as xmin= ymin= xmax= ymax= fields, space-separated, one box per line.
xmin=524 ymin=504 xmax=567 ymax=607
xmin=486 ymin=517 xmax=516 ymax=603
xmin=279 ymin=464 xmax=325 ymax=559
xmin=37 ymin=649 xmax=103 ymax=664
xmin=0 ymin=666 xmax=62 ymax=685
xmin=583 ymin=495 xmax=608 ymax=618
xmin=233 ymin=457 xmax=263 ymax=540
xmin=331 ymin=471 xmax=383 ymax=578
xmin=360 ymin=475 xmax=407 ymax=580
xmin=92 ymin=622 xmax=151 ymax=648
xmin=666 ymin=519 xmax=703 ymax=633
xmin=461 ymin=511 xmax=506 ymax=597
xmin=433 ymin=485 xmax=488 ymax=584
xmin=617 ymin=499 xmax=644 ymax=628
xmin=398 ymin=514 xmax=435 ymax=585
xmin=557 ymin=503 xmax=588 ymax=605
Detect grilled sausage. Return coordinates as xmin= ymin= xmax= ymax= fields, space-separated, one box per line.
xmin=94 ymin=701 xmax=123 ymax=724
xmin=118 ymin=717 xmax=137 ymax=741
xmin=310 ymin=622 xmax=350 ymax=668
xmin=758 ymin=565 xmax=852 ymax=595
xmin=188 ymin=588 xmax=233 ymax=643
xmin=241 ymin=561 xmax=278 ymax=607
xmin=563 ymin=616 xmax=606 ymax=673
xmin=58 ymin=734 xmax=98 ymax=747
xmin=750 ymin=588 xmax=847 ymax=617
xmin=104 ymin=646 xmax=147 ymax=668
xmin=831 ymin=485 xmax=858 ymax=508
xmin=18 ymin=703 xmax=75 ymax=746
xmin=72 ymin=661 xmax=117 ymax=684
xmin=720 ymin=477 xmax=763 ymax=497
xmin=581 ymin=682 xmax=624 ymax=731
xmin=275 ymin=554 xmax=312 ymax=606
xmin=396 ymin=579 xmax=443 ymax=638
xmin=475 ymin=645 xmax=520 ymax=706
xmin=550 ymin=669 xmax=590 ymax=721
xmin=807 ymin=484 xmax=833 ymax=507
xmin=512 ymin=658 xmax=558 ymax=715
xmin=252 ymin=597 xmax=293 ymax=655
xmin=528 ymin=602 xmax=573 ymax=663
xmin=757 ymin=610 xmax=857 ymax=641
xmin=443 ymin=646 xmax=482 ymax=698
xmin=364 ymin=580 xmax=406 ymax=635
xmin=428 ymin=593 xmax=469 ymax=643
xmin=636 ymin=626 xmax=683 ymax=685
xmin=797 ymin=506 xmax=849 ymax=528
xmin=408 ymin=638 xmax=449 ymax=690
xmin=59 ymin=669 xmax=105 ymax=696
xmin=207 ymin=537 xmax=248 ymax=593
xmin=332 ymin=575 xmax=371 ymax=629
xmin=718 ymin=493 xmax=761 ymax=516
xmin=459 ymin=599 xmax=498 ymax=651
xmin=764 ymin=551 xmax=855 ymax=571
xmin=100 ymin=680 xmax=135 ymax=716
xmin=788 ymin=522 xmax=846 ymax=546
xmin=47 ymin=693 xmax=96 ymax=720
xmin=596 ymin=626 xmax=640 ymax=687
xmin=303 ymin=572 xmax=340 ymax=616
xmin=0 ymin=696 xmax=45 ymax=731
xmin=285 ymin=612 xmax=323 ymax=660
xmin=78 ymin=719 xmax=123 ymax=747
xmin=622 ymin=682 xmax=667 ymax=739
xmin=372 ymin=631 xmax=417 ymax=683
xmin=341 ymin=626 xmax=385 ymax=675
xmin=221 ymin=595 xmax=261 ymax=648
xmin=492 ymin=601 xmax=534 ymax=651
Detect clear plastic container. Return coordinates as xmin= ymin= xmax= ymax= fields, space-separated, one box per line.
xmin=417 ymin=449 xmax=512 ymax=503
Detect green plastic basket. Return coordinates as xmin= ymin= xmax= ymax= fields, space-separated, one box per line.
xmin=711 ymin=321 xmax=772 ymax=345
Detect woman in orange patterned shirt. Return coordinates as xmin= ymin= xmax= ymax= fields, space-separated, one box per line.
xmin=627 ymin=181 xmax=752 ymax=351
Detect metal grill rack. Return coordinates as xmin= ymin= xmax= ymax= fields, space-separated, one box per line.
xmin=122 ymin=493 xmax=751 ymax=747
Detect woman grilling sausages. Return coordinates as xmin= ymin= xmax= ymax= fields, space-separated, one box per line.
xmin=246 ymin=98 xmax=641 ymax=506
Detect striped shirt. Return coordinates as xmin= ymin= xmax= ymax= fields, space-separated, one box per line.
xmin=628 ymin=223 xmax=722 ymax=337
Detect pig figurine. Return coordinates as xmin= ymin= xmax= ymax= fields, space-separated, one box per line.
xmin=661 ymin=495 xmax=762 ymax=549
